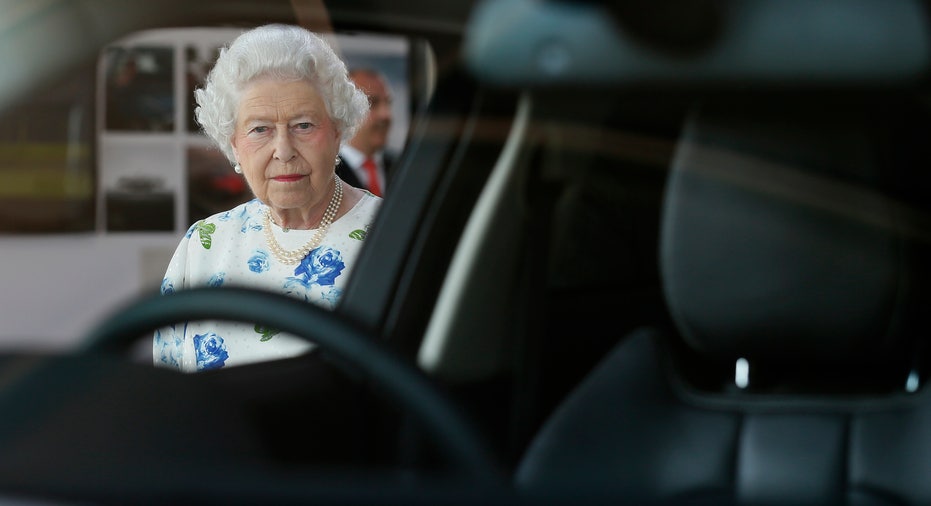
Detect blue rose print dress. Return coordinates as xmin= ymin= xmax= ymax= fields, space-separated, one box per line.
xmin=153 ymin=194 xmax=381 ymax=372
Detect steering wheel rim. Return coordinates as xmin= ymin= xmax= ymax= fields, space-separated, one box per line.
xmin=79 ymin=286 xmax=503 ymax=484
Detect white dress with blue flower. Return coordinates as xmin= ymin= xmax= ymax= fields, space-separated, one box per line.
xmin=153 ymin=194 xmax=381 ymax=372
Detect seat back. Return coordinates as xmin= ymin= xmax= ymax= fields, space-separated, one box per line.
xmin=516 ymin=95 xmax=931 ymax=504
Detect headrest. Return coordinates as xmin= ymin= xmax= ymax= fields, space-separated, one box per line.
xmin=660 ymin=98 xmax=916 ymax=373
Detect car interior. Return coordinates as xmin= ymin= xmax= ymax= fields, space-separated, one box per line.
xmin=2 ymin=0 xmax=931 ymax=504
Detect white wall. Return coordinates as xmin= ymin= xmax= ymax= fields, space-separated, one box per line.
xmin=0 ymin=234 xmax=177 ymax=350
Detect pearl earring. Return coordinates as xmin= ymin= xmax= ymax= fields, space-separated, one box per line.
xmin=334 ymin=156 xmax=341 ymax=166
xmin=233 ymin=164 xmax=242 ymax=174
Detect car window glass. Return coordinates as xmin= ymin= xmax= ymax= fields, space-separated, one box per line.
xmin=0 ymin=24 xmax=426 ymax=351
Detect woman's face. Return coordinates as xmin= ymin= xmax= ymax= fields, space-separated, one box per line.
xmin=230 ymin=77 xmax=340 ymax=213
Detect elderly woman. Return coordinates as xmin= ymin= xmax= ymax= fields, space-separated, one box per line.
xmin=154 ymin=24 xmax=380 ymax=372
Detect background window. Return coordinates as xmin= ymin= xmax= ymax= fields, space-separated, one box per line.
xmin=0 ymin=67 xmax=95 ymax=233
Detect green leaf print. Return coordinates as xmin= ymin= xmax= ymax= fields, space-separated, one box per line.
xmin=254 ymin=324 xmax=280 ymax=342
xmin=349 ymin=229 xmax=367 ymax=240
xmin=195 ymin=221 xmax=216 ymax=249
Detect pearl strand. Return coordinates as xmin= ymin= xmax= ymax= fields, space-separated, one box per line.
xmin=263 ymin=176 xmax=343 ymax=265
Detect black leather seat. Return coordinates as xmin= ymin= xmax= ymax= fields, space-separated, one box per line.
xmin=516 ymin=97 xmax=931 ymax=505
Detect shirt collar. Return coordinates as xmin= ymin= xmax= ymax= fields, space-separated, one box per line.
xmin=340 ymin=144 xmax=383 ymax=168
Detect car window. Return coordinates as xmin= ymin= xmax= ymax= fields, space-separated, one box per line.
xmin=0 ymin=24 xmax=425 ymax=350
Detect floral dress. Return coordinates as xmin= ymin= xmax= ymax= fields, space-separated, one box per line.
xmin=153 ymin=194 xmax=381 ymax=372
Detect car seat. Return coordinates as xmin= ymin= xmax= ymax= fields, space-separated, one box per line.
xmin=515 ymin=95 xmax=931 ymax=505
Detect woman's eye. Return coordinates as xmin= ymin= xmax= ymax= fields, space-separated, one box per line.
xmin=250 ymin=126 xmax=269 ymax=134
xmin=294 ymin=122 xmax=312 ymax=130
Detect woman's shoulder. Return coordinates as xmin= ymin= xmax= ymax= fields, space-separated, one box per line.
xmin=328 ymin=192 xmax=380 ymax=240
xmin=352 ymin=192 xmax=383 ymax=216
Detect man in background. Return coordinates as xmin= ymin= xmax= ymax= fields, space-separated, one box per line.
xmin=337 ymin=68 xmax=394 ymax=197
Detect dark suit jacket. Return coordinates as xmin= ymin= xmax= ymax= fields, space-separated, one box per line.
xmin=336 ymin=153 xmax=394 ymax=194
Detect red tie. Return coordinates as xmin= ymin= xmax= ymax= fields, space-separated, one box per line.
xmin=362 ymin=157 xmax=382 ymax=196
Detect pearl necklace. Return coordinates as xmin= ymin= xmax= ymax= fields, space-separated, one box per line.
xmin=263 ymin=176 xmax=343 ymax=265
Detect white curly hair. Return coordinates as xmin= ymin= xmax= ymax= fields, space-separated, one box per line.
xmin=194 ymin=24 xmax=370 ymax=165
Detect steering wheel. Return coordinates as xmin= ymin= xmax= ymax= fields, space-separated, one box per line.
xmin=79 ymin=286 xmax=502 ymax=484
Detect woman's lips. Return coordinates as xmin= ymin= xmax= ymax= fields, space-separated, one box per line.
xmin=272 ymin=174 xmax=305 ymax=182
